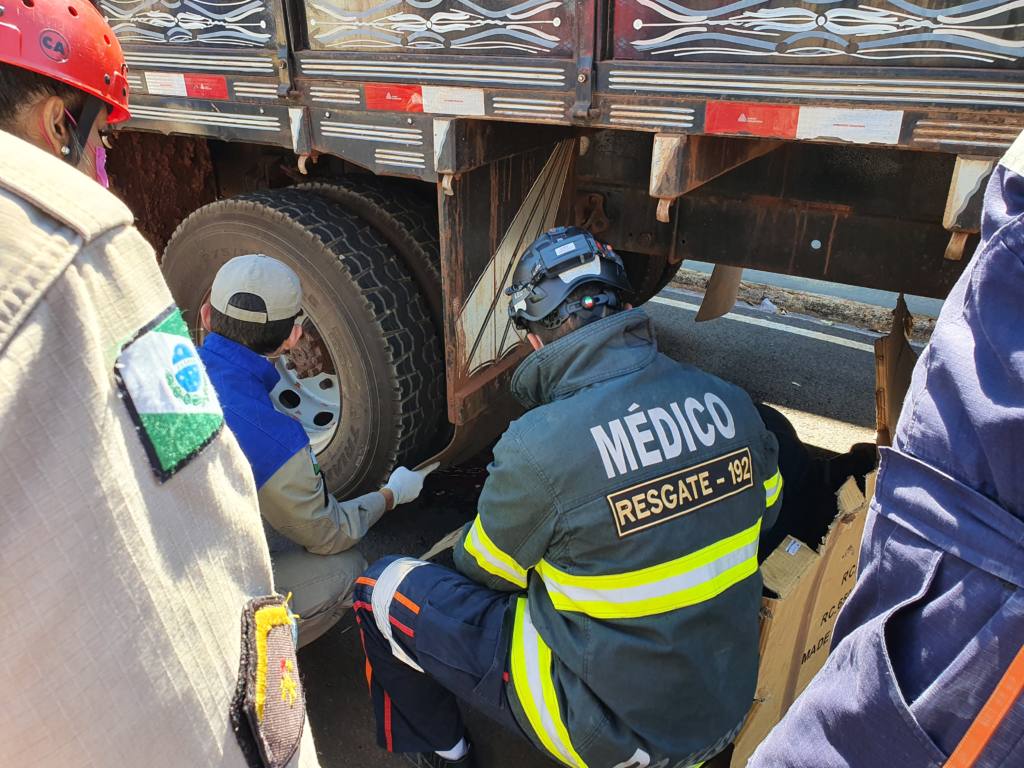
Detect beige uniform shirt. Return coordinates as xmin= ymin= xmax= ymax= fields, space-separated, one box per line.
xmin=259 ymin=449 xmax=387 ymax=556
xmin=0 ymin=130 xmax=321 ymax=768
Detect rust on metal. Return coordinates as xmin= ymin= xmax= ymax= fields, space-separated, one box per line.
xmin=649 ymin=134 xmax=782 ymax=222
xmin=286 ymin=320 xmax=335 ymax=379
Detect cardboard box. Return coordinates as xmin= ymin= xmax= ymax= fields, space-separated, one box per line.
xmin=730 ymin=473 xmax=876 ymax=766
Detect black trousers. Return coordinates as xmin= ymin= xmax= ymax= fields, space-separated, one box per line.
xmin=755 ymin=403 xmax=840 ymax=560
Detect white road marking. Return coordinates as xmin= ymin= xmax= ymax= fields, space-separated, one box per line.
xmin=649 ymin=295 xmax=877 ymax=353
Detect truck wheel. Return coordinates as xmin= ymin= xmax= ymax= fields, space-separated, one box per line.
xmin=295 ymin=178 xmax=443 ymax=330
xmin=296 ymin=177 xmax=449 ymax=452
xmin=162 ymin=189 xmax=444 ymax=496
xmin=621 ymin=252 xmax=683 ymax=305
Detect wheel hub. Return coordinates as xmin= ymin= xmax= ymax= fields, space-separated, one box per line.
xmin=271 ymin=318 xmax=341 ymax=453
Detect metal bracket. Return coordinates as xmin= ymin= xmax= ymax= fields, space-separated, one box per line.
xmin=571 ymin=3 xmax=597 ymax=121
xmin=943 ymin=156 xmax=995 ymax=233
xmin=574 ymin=192 xmax=610 ymax=234
xmin=944 ymin=230 xmax=971 ymax=261
xmin=572 ymin=57 xmax=596 ymax=121
xmin=649 ymin=133 xmax=781 ymax=223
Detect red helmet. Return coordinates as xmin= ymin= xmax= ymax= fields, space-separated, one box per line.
xmin=0 ymin=0 xmax=130 ymax=123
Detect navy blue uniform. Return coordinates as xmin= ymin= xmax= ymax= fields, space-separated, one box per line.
xmin=749 ymin=136 xmax=1024 ymax=767
xmin=357 ymin=309 xmax=781 ymax=767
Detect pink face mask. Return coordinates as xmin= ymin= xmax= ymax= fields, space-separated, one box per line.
xmin=94 ymin=145 xmax=110 ymax=189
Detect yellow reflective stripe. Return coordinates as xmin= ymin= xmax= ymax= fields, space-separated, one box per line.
xmin=538 ymin=520 xmax=761 ymax=591
xmin=536 ymin=521 xmax=761 ymax=620
xmin=462 ymin=517 xmax=527 ymax=588
xmin=764 ymin=469 xmax=783 ymax=507
xmin=510 ymin=599 xmax=588 ymax=768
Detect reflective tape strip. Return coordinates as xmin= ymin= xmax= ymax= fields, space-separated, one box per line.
xmin=371 ymin=557 xmax=428 ymax=673
xmin=536 ymin=521 xmax=762 ymax=619
xmin=462 ymin=517 xmax=528 ymax=588
xmin=510 ymin=599 xmax=588 ymax=768
xmin=764 ymin=469 xmax=783 ymax=507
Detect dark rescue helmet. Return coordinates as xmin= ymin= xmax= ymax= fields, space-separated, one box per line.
xmin=0 ymin=0 xmax=131 ymax=124
xmin=506 ymin=226 xmax=632 ymax=330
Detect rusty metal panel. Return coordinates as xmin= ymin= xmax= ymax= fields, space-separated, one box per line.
xmin=675 ymin=193 xmax=971 ymax=298
xmin=125 ymin=95 xmax=296 ymax=149
xmin=439 ymin=138 xmax=578 ymax=425
xmin=309 ymin=109 xmax=438 ymax=180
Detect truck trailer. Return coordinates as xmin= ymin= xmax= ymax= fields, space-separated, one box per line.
xmin=101 ymin=0 xmax=1023 ymax=494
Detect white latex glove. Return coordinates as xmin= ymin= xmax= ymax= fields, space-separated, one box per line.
xmin=384 ymin=463 xmax=439 ymax=506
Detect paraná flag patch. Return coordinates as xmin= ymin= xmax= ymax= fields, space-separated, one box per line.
xmin=115 ymin=306 xmax=223 ymax=481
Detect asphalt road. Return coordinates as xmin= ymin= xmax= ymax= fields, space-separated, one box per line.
xmin=298 ymin=288 xmax=882 ymax=768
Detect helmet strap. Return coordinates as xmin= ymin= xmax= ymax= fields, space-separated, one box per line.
xmin=557 ymin=290 xmax=621 ymax=326
xmin=61 ymin=97 xmax=103 ymax=167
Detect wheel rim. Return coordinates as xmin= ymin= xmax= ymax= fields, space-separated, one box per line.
xmin=269 ymin=316 xmax=341 ymax=454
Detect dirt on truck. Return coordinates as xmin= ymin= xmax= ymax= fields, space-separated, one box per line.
xmin=99 ymin=0 xmax=1023 ymax=759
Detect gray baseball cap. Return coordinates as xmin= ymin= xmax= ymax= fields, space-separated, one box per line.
xmin=210 ymin=254 xmax=303 ymax=324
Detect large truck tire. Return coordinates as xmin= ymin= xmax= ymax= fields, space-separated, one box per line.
xmin=295 ymin=177 xmax=443 ymax=330
xmin=296 ymin=177 xmax=449 ymax=453
xmin=162 ymin=189 xmax=445 ymax=497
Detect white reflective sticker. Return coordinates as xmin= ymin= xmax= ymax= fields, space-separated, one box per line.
xmin=554 ymin=242 xmax=577 ymax=256
xmin=144 ymin=72 xmax=186 ymax=98
xmin=796 ymin=107 xmax=903 ymax=146
xmin=422 ymin=86 xmax=485 ymax=116
xmin=557 ymin=257 xmax=602 ymax=284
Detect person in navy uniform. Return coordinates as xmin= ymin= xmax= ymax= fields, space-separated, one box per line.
xmin=350 ymin=228 xmax=786 ymax=768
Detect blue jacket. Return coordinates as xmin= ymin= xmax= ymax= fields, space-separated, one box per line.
xmin=198 ymin=333 xmax=308 ymax=489
xmin=749 ymin=137 xmax=1024 ymax=767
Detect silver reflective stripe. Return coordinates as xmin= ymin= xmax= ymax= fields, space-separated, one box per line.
xmin=371 ymin=557 xmax=427 ymax=673
xmin=515 ymin=602 xmax=587 ymax=768
xmin=541 ymin=538 xmax=757 ymax=608
xmin=611 ymin=748 xmax=651 ymax=768
xmin=764 ymin=470 xmax=783 ymax=506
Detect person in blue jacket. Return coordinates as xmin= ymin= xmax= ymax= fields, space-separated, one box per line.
xmin=198 ymin=254 xmax=436 ymax=647
xmin=748 ymin=136 xmax=1024 ymax=766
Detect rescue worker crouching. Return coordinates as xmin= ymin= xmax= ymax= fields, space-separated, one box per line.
xmin=198 ymin=254 xmax=436 ymax=647
xmin=353 ymin=227 xmax=784 ymax=768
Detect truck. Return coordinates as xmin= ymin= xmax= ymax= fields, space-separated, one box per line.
xmin=100 ymin=0 xmax=1024 ymax=497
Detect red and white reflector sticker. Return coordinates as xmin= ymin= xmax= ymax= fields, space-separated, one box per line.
xmin=365 ymin=84 xmax=424 ymax=112
xmin=705 ymin=101 xmax=799 ymax=139
xmin=183 ymin=74 xmax=228 ymax=100
xmin=705 ymin=101 xmax=903 ymax=145
xmin=365 ymin=84 xmax=485 ymax=117
xmin=143 ymin=72 xmax=228 ymax=100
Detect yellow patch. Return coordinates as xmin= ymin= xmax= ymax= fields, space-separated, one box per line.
xmin=254 ymin=604 xmax=292 ymax=722
xmin=280 ymin=659 xmax=298 ymax=707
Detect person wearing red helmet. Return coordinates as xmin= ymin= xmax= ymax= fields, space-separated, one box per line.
xmin=0 ymin=3 xmax=321 ymax=767
xmin=0 ymin=0 xmax=129 ymax=183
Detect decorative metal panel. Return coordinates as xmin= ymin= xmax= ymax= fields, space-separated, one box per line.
xmin=613 ymin=0 xmax=1024 ymax=67
xmin=305 ymin=0 xmax=575 ymax=55
xmin=101 ymin=0 xmax=277 ymax=48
